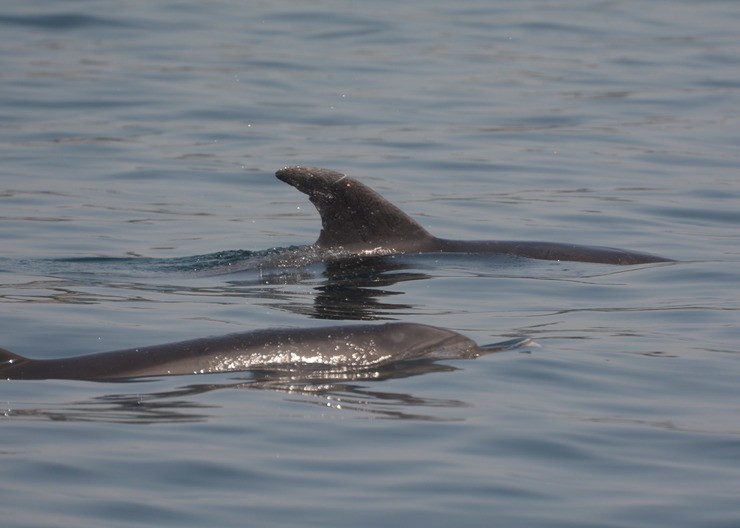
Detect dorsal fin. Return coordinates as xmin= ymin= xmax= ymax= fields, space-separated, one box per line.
xmin=276 ymin=166 xmax=434 ymax=251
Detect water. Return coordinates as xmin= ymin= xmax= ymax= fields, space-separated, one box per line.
xmin=2 ymin=0 xmax=740 ymax=526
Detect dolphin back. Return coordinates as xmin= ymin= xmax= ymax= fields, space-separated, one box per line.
xmin=0 ymin=323 xmax=524 ymax=381
xmin=275 ymin=165 xmax=673 ymax=264
xmin=0 ymin=347 xmax=31 ymax=379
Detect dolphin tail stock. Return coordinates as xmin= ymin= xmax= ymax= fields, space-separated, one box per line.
xmin=275 ymin=166 xmax=435 ymax=252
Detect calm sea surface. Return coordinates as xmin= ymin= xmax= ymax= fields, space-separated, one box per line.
xmin=2 ymin=1 xmax=740 ymax=527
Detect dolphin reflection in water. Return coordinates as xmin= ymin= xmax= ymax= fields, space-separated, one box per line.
xmin=0 ymin=323 xmax=532 ymax=381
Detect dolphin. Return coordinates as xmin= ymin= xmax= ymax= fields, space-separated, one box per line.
xmin=275 ymin=166 xmax=673 ymax=265
xmin=0 ymin=323 xmax=530 ymax=381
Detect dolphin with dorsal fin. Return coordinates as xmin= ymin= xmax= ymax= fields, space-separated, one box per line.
xmin=0 ymin=323 xmax=531 ymax=381
xmin=275 ymin=166 xmax=673 ymax=265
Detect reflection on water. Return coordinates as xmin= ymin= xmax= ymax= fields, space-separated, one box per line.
xmin=4 ymin=360 xmax=468 ymax=424
xmin=261 ymin=256 xmax=430 ymax=320
xmin=0 ymin=251 xmax=433 ymax=319
xmin=1 ymin=250 xmax=646 ymax=325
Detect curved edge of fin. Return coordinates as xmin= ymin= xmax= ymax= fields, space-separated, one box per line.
xmin=276 ymin=166 xmax=434 ymax=252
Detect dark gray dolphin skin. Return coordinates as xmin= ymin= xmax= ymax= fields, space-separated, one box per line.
xmin=0 ymin=323 xmax=529 ymax=381
xmin=276 ymin=166 xmax=672 ymax=264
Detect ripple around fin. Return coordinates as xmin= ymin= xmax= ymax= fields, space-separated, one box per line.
xmin=13 ymin=249 xmax=303 ymax=277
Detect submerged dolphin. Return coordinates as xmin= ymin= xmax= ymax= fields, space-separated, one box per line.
xmin=276 ymin=166 xmax=672 ymax=265
xmin=0 ymin=323 xmax=529 ymax=381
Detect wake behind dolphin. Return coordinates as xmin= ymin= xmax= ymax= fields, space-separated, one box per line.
xmin=276 ymin=166 xmax=672 ymax=265
xmin=3 ymin=166 xmax=670 ymax=280
xmin=0 ymin=323 xmax=531 ymax=381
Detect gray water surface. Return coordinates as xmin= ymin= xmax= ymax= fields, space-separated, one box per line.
xmin=2 ymin=1 xmax=740 ymax=527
